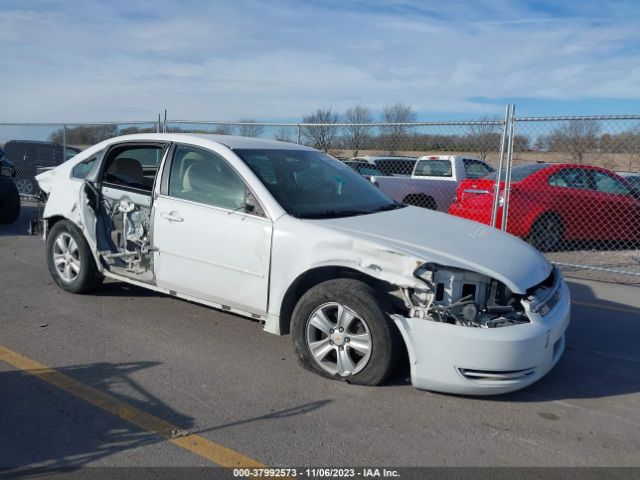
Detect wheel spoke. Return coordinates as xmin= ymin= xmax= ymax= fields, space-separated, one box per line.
xmin=336 ymin=304 xmax=355 ymax=331
xmin=336 ymin=348 xmax=356 ymax=376
xmin=309 ymin=338 xmax=333 ymax=362
xmin=63 ymin=262 xmax=73 ymax=280
xmin=348 ymin=333 xmax=371 ymax=355
xmin=68 ymin=238 xmax=79 ymax=255
xmin=69 ymin=259 xmax=81 ymax=274
xmin=310 ymin=309 xmax=334 ymax=336
xmin=53 ymin=254 xmax=66 ymax=266
xmin=55 ymin=236 xmax=67 ymax=253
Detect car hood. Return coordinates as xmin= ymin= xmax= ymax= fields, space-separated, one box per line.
xmin=316 ymin=206 xmax=552 ymax=293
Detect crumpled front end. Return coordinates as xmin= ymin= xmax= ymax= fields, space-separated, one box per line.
xmin=393 ymin=265 xmax=570 ymax=395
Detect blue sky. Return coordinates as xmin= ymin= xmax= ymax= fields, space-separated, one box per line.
xmin=1 ymin=0 xmax=639 ymax=122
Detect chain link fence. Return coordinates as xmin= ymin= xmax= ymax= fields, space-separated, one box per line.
xmin=0 ymin=121 xmax=160 ymax=195
xmin=508 ymin=114 xmax=640 ymax=281
xmin=1 ymin=111 xmax=639 ymax=282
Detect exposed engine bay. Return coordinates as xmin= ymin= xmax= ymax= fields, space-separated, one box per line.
xmin=403 ymin=264 xmax=532 ymax=328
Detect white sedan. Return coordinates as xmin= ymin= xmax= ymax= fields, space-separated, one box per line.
xmin=36 ymin=134 xmax=570 ymax=395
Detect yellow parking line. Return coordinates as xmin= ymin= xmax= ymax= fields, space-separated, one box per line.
xmin=572 ymin=300 xmax=640 ymax=315
xmin=0 ymin=345 xmax=265 ymax=469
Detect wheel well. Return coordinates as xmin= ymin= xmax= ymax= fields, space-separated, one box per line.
xmin=278 ymin=266 xmax=394 ymax=335
xmin=402 ymin=193 xmax=436 ymax=210
xmin=44 ymin=215 xmax=67 ymax=237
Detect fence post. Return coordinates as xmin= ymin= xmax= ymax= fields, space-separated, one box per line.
xmin=500 ymin=105 xmax=516 ymax=232
xmin=297 ymin=124 xmax=301 ymax=144
xmin=490 ymin=105 xmax=511 ymax=228
xmin=62 ymin=124 xmax=67 ymax=153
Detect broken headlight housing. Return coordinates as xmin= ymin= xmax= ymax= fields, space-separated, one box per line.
xmin=408 ymin=263 xmax=530 ymax=328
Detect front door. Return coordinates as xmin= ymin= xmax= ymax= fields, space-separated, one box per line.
xmin=153 ymin=144 xmax=272 ymax=315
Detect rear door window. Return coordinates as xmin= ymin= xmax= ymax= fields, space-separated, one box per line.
xmin=102 ymin=145 xmax=166 ymax=192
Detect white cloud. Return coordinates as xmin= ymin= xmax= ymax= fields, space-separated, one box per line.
xmin=0 ymin=0 xmax=638 ymax=121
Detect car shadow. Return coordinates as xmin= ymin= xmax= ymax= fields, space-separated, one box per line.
xmin=92 ymin=281 xmax=164 ymax=298
xmin=83 ymin=278 xmax=640 ymax=402
xmin=0 ymin=359 xmax=331 ymax=475
xmin=384 ymin=279 xmax=640 ymax=401
xmin=484 ymin=280 xmax=640 ymax=402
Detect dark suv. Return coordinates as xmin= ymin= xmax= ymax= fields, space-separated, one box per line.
xmin=0 ymin=147 xmax=20 ymax=224
xmin=3 ymin=140 xmax=65 ymax=195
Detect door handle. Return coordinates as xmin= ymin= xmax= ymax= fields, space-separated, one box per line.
xmin=160 ymin=211 xmax=184 ymax=223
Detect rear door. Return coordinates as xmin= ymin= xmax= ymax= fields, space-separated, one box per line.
xmin=77 ymin=141 xmax=169 ymax=282
xmin=152 ymin=144 xmax=272 ymax=314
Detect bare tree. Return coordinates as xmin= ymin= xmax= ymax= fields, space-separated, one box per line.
xmin=49 ymin=124 xmax=118 ymax=145
xmin=466 ymin=115 xmax=501 ymax=160
xmin=301 ymin=107 xmax=340 ymax=152
xmin=344 ymin=105 xmax=373 ymax=156
xmin=210 ymin=124 xmax=234 ymax=135
xmin=548 ymin=120 xmax=601 ymax=163
xmin=381 ymin=103 xmax=416 ymax=154
xmin=273 ymin=126 xmax=294 ymax=143
xmin=235 ymin=119 xmax=264 ymax=138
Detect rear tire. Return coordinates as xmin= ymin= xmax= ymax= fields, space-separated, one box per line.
xmin=527 ymin=214 xmax=564 ymax=252
xmin=0 ymin=177 xmax=20 ymax=224
xmin=46 ymin=220 xmax=103 ymax=293
xmin=291 ymin=279 xmax=401 ymax=386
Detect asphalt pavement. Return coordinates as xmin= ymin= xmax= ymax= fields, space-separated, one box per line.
xmin=1 ymin=206 xmax=639 ymax=472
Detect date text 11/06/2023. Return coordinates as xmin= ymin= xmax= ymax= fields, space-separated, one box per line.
xmin=233 ymin=468 xmax=401 ymax=477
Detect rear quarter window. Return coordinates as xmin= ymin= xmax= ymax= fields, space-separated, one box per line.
xmin=72 ymin=151 xmax=102 ymax=179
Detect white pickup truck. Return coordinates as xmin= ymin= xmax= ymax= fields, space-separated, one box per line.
xmin=371 ymin=155 xmax=495 ymax=211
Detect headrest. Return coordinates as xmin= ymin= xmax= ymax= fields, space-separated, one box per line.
xmin=111 ymin=157 xmax=143 ymax=180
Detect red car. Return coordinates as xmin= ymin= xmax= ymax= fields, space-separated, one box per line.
xmin=448 ymin=163 xmax=640 ymax=250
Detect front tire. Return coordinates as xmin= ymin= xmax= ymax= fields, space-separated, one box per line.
xmin=46 ymin=220 xmax=103 ymax=293
xmin=291 ymin=279 xmax=401 ymax=386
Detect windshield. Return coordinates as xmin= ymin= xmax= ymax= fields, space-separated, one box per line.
xmin=484 ymin=163 xmax=550 ymax=182
xmin=235 ymin=149 xmax=403 ymax=219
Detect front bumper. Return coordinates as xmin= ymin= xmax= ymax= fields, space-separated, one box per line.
xmin=393 ymin=279 xmax=570 ymax=395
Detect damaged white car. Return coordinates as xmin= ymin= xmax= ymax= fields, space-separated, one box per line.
xmin=37 ymin=134 xmax=570 ymax=395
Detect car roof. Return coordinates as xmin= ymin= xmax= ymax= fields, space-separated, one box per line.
xmin=107 ymin=133 xmax=315 ymax=151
